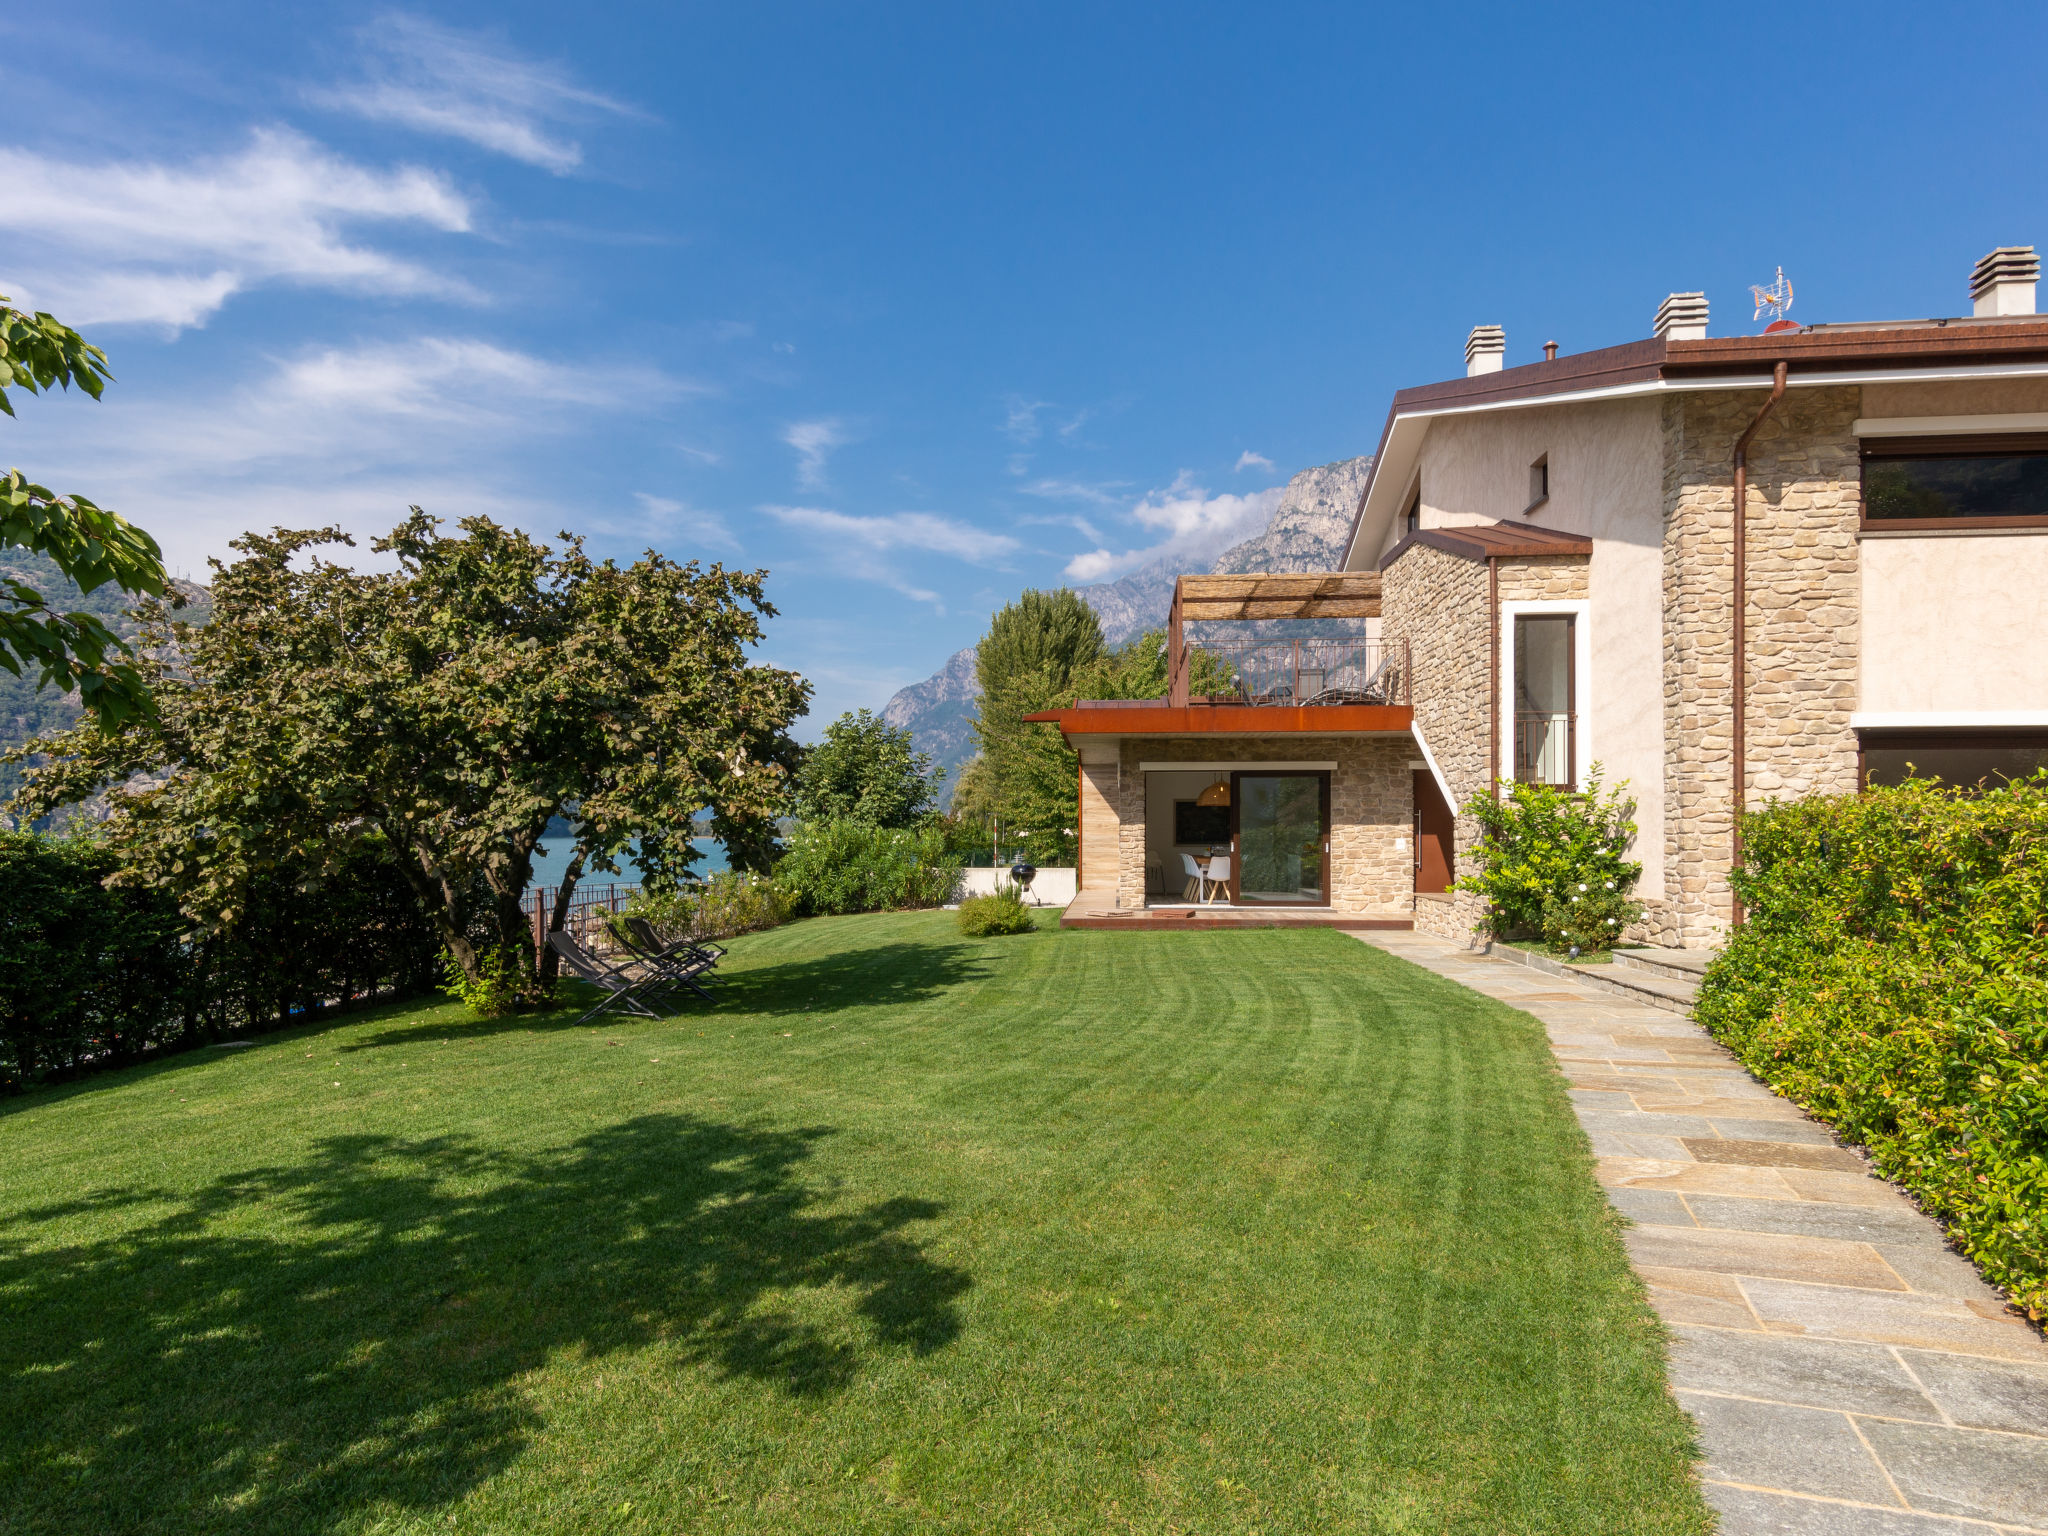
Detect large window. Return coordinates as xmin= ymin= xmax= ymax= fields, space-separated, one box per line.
xmin=1859 ymin=730 xmax=2048 ymax=790
xmin=1862 ymin=434 xmax=2048 ymax=529
xmin=1513 ymin=614 xmax=1575 ymax=785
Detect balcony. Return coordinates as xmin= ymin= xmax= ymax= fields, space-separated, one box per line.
xmin=1191 ymin=637 xmax=1411 ymax=707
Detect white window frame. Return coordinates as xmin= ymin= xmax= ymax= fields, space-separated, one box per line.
xmin=1499 ymin=599 xmax=1592 ymax=790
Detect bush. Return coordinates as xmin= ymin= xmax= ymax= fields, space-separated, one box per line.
xmin=0 ymin=830 xmax=443 ymax=1091
xmin=772 ymin=820 xmax=962 ymax=916
xmin=620 ymin=871 xmax=790 ymax=945
xmin=440 ymin=942 xmax=532 ymax=1017
xmin=1456 ymin=768 xmax=1642 ymax=944
xmin=957 ymin=882 xmax=1036 ymax=937
xmin=1695 ymin=772 xmax=2048 ymax=1319
xmin=1539 ymin=882 xmax=1644 ymax=954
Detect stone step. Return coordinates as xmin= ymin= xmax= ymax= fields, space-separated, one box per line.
xmin=1483 ymin=942 xmax=1700 ymax=1015
xmin=1612 ymin=946 xmax=1717 ymax=984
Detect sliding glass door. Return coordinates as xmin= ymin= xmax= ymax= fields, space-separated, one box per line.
xmin=1231 ymin=773 xmax=1329 ymax=905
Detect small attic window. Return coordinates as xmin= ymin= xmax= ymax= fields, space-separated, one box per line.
xmin=1404 ymin=484 xmax=1422 ymax=535
xmin=1527 ymin=455 xmax=1550 ymax=514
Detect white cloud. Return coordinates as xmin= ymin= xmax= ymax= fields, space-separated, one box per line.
xmin=762 ymin=506 xmax=1019 ymax=565
xmin=0 ymin=128 xmax=473 ymax=330
xmin=1002 ymin=396 xmax=1051 ymax=444
xmin=632 ymin=492 xmax=738 ymax=553
xmin=1235 ymin=450 xmax=1275 ymax=473
xmin=1062 ymin=473 xmax=1283 ymax=583
xmin=781 ymin=418 xmax=849 ymax=489
xmin=14 ymin=335 xmax=691 ymax=573
xmin=314 ymin=13 xmax=643 ymax=174
xmin=1021 ymin=477 xmax=1127 ymax=506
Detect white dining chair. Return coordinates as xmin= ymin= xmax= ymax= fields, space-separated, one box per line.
xmin=1202 ymin=854 xmax=1231 ymax=903
xmin=1180 ymin=852 xmax=1206 ymax=902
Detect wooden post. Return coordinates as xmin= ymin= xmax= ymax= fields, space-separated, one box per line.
xmin=1167 ymin=579 xmax=1189 ymax=706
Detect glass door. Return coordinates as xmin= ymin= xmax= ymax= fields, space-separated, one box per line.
xmin=1230 ymin=773 xmax=1329 ymax=905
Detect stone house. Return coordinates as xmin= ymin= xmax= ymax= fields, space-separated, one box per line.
xmin=1033 ymin=247 xmax=2048 ymax=944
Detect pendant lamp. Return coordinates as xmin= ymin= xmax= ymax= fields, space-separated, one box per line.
xmin=1195 ymin=777 xmax=1230 ymax=808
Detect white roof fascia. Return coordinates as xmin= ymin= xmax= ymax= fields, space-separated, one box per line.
xmin=1850 ymin=711 xmax=2048 ymax=729
xmin=1341 ymin=358 xmax=2048 ymax=570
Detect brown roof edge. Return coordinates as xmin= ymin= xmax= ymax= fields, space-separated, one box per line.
xmin=1378 ymin=518 xmax=1592 ymax=571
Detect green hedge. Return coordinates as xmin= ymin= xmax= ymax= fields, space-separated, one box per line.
xmin=1695 ymin=774 xmax=2048 ymax=1319
xmin=0 ymin=832 xmax=443 ymax=1092
xmin=772 ymin=820 xmax=962 ymax=916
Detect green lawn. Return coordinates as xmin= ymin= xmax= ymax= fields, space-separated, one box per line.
xmin=0 ymin=913 xmax=1709 ymax=1534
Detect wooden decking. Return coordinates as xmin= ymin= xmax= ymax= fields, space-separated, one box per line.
xmin=1059 ymin=892 xmax=1413 ymax=931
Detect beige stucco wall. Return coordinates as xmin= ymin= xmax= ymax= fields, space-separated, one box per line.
xmin=1861 ymin=535 xmax=2048 ymax=713
xmin=1107 ymin=735 xmax=1414 ymax=913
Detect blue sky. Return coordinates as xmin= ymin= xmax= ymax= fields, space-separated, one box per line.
xmin=5 ymin=2 xmax=2045 ymax=735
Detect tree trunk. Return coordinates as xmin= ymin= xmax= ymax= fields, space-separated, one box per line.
xmin=538 ymin=849 xmax=586 ymax=984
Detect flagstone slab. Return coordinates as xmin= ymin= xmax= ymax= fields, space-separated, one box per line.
xmin=1685 ymin=1137 xmax=1869 ymax=1173
xmin=1626 ymin=1225 xmax=1908 ymax=1291
xmin=1679 ymin=1392 xmax=1904 ymax=1505
xmin=1898 ymin=1350 xmax=2048 ymax=1435
xmin=1669 ymin=1326 xmax=1944 ymax=1420
xmin=1858 ymin=1419 xmax=2048 ymax=1525
xmin=1742 ymin=1278 xmax=2045 ymax=1360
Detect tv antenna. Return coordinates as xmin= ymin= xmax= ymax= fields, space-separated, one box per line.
xmin=1750 ymin=267 xmax=1794 ymax=323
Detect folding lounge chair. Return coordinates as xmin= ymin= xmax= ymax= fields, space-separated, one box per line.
xmin=548 ymin=930 xmax=674 ymax=1024
xmin=615 ymin=917 xmax=719 ymax=1001
xmin=623 ymin=915 xmax=724 ymax=971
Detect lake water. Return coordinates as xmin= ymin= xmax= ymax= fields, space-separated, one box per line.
xmin=527 ymin=838 xmax=728 ymax=892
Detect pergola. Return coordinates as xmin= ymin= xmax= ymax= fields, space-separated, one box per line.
xmin=1166 ymin=572 xmax=1382 ymax=706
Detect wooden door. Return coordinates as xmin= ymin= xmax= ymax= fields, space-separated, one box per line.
xmin=1413 ymin=770 xmax=1454 ymax=894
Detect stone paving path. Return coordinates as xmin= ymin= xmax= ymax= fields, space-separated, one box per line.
xmin=1358 ymin=930 xmax=2048 ymax=1535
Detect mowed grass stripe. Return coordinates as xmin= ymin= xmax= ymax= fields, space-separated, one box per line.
xmin=0 ymin=911 xmax=1706 ymax=1534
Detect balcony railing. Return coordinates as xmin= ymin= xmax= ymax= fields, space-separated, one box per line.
xmin=1189 ymin=637 xmax=1410 ymax=707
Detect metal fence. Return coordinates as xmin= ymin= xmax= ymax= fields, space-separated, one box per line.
xmin=522 ymin=881 xmax=642 ymax=963
xmin=1192 ymin=637 xmax=1410 ymax=707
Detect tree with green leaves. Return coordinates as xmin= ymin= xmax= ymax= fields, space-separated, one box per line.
xmin=1 ymin=298 xmax=169 ymax=729
xmin=969 ymin=601 xmax=1232 ymax=863
xmin=791 ymin=708 xmax=940 ymax=828
xmin=8 ymin=510 xmax=810 ymax=995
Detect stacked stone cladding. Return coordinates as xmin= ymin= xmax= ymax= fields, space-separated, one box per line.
xmin=1381 ymin=544 xmax=1491 ymax=941
xmin=1498 ymin=555 xmax=1589 ymax=604
xmin=1112 ymin=735 xmax=1412 ymax=911
xmin=1660 ymin=385 xmax=1862 ymax=944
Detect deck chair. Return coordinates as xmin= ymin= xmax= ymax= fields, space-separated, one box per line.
xmin=549 ymin=930 xmax=673 ymax=1024
xmin=616 ymin=916 xmax=719 ymax=1001
xmin=623 ymin=914 xmax=726 ymax=969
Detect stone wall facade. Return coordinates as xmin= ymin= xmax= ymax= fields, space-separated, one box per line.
xmin=1381 ymin=544 xmax=1492 ymax=940
xmin=1381 ymin=543 xmax=1596 ymax=944
xmin=1660 ymin=385 xmax=1862 ymax=944
xmin=1109 ymin=734 xmax=1413 ymax=912
xmin=1077 ymin=755 xmax=1119 ymax=893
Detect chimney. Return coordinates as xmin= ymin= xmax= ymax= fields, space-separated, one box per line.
xmin=1465 ymin=325 xmax=1505 ymax=376
xmin=1654 ymin=291 xmax=1709 ymax=340
xmin=1971 ymin=246 xmax=2038 ymax=316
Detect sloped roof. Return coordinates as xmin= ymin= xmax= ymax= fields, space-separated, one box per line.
xmin=1172 ymin=571 xmax=1381 ymax=622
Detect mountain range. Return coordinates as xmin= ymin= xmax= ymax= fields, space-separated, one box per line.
xmin=883 ymin=455 xmax=1373 ymax=801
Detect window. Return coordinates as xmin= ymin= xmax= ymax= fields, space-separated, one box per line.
xmin=1527 ymin=454 xmax=1550 ymax=513
xmin=1513 ymin=614 xmax=1575 ymax=785
xmin=1858 ymin=730 xmax=2048 ymax=790
xmin=1404 ymin=484 xmax=1422 ymax=536
xmin=1862 ymin=434 xmax=2048 ymax=529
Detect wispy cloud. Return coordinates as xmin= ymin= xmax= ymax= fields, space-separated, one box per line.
xmin=1063 ymin=473 xmax=1282 ymax=583
xmin=1002 ymin=396 xmax=1052 ymax=444
xmin=1235 ymin=450 xmax=1275 ymax=472
xmin=762 ymin=506 xmax=1018 ymax=565
xmin=18 ymin=335 xmax=690 ymax=572
xmin=1018 ymin=511 xmax=1106 ymax=544
xmin=0 ymin=128 xmax=473 ymax=330
xmin=782 ymin=418 xmax=850 ymax=489
xmin=632 ymin=492 xmax=738 ymax=553
xmin=1021 ymin=477 xmax=1127 ymax=506
xmin=314 ymin=13 xmax=643 ymax=173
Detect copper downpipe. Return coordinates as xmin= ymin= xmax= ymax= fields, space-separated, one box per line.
xmin=1729 ymin=360 xmax=1788 ymax=927
xmin=1487 ymin=555 xmax=1501 ymax=801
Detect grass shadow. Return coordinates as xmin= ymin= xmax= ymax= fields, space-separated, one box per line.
xmin=709 ymin=938 xmax=994 ymax=1018
xmin=0 ymin=1114 xmax=969 ymax=1534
